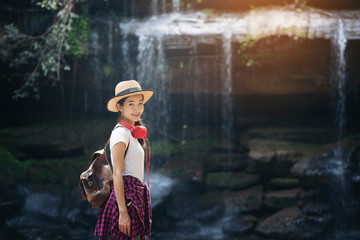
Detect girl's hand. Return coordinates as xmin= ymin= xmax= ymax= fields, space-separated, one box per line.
xmin=118 ymin=210 xmax=131 ymax=236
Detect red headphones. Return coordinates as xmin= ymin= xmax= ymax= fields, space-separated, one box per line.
xmin=119 ymin=119 xmax=151 ymax=187
xmin=119 ymin=120 xmax=147 ymax=139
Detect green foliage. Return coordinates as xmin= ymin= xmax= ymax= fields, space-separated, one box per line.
xmin=152 ymin=139 xmax=182 ymax=157
xmin=66 ymin=7 xmax=90 ymax=57
xmin=294 ymin=0 xmax=308 ymax=12
xmin=104 ymin=65 xmax=115 ymax=77
xmin=0 ymin=0 xmax=89 ymax=100
xmin=237 ymin=38 xmax=259 ymax=67
xmin=0 ymin=144 xmax=90 ymax=192
xmin=0 ymin=146 xmax=27 ymax=180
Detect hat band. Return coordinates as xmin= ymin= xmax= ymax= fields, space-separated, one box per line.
xmin=116 ymin=87 xmax=142 ymax=97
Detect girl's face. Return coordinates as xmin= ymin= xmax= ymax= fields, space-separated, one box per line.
xmin=118 ymin=94 xmax=144 ymax=124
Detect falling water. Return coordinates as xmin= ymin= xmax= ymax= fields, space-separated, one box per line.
xmin=89 ymin=31 xmax=103 ymax=114
xmin=221 ymin=31 xmax=234 ymax=144
xmin=332 ymin=19 xmax=348 ymax=158
xmin=131 ymin=0 xmax=135 ymax=18
xmin=107 ymin=19 xmax=113 ymax=91
xmin=152 ymin=0 xmax=158 ymax=16
xmin=161 ymin=0 xmax=166 ymax=14
xmin=135 ymin=35 xmax=170 ymax=133
xmin=329 ymin=19 xmax=353 ymax=237
xmin=172 ymin=0 xmax=180 ymax=12
xmin=120 ymin=34 xmax=135 ymax=79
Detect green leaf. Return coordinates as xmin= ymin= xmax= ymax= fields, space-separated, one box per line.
xmin=246 ymin=59 xmax=255 ymax=67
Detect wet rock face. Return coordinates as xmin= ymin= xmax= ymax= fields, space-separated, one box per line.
xmin=255 ymin=207 xmax=331 ymax=239
xmin=248 ymin=139 xmax=304 ymax=177
xmin=264 ymin=188 xmax=305 ymax=209
xmin=221 ymin=215 xmax=257 ymax=236
xmin=291 ymin=145 xmax=358 ymax=188
xmin=201 ymin=185 xmax=264 ymax=215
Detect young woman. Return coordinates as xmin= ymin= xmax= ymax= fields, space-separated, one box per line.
xmin=95 ymin=80 xmax=153 ymax=240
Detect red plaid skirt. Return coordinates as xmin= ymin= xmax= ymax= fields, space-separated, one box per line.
xmin=95 ymin=175 xmax=152 ymax=240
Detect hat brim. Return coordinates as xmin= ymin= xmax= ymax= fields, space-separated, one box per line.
xmin=107 ymin=90 xmax=154 ymax=112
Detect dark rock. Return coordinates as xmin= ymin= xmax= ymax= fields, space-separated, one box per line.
xmin=164 ymin=182 xmax=203 ymax=219
xmin=249 ymin=139 xmax=304 ymax=177
xmin=255 ymin=207 xmax=329 ymax=239
xmin=300 ymin=201 xmax=331 ymax=217
xmin=269 ymin=178 xmax=300 ymax=189
xmin=163 ymin=154 xmax=204 ymax=182
xmin=222 ymin=215 xmax=257 ymax=236
xmin=193 ymin=205 xmax=224 ymax=221
xmin=206 ymin=172 xmax=260 ymax=191
xmin=205 ymin=152 xmax=249 ymax=172
xmin=0 ymin=184 xmax=26 ymax=223
xmin=264 ymin=188 xmax=305 ymax=209
xmin=291 ymin=151 xmax=343 ymax=188
xmin=201 ymin=185 xmax=263 ymax=214
xmin=175 ymin=219 xmax=202 ymax=234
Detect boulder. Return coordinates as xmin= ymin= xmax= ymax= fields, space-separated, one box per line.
xmin=291 ymin=151 xmax=342 ymax=188
xmin=255 ymin=207 xmax=330 ymax=239
xmin=300 ymin=201 xmax=331 ymax=217
xmin=206 ymin=172 xmax=261 ymax=191
xmin=221 ymin=215 xmax=257 ymax=236
xmin=201 ymin=185 xmax=263 ymax=214
xmin=248 ymin=139 xmax=306 ymax=177
xmin=264 ymin=188 xmax=305 ymax=209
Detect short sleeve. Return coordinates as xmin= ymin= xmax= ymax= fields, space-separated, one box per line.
xmin=110 ymin=127 xmax=130 ymax=151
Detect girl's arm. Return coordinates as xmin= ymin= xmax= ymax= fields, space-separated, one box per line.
xmin=112 ymin=142 xmax=131 ymax=237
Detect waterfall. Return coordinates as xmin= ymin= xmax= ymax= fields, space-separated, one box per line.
xmin=152 ymin=0 xmax=158 ymax=16
xmin=172 ymin=0 xmax=180 ymax=12
xmin=121 ymin=34 xmax=135 ymax=80
xmin=332 ymin=19 xmax=347 ymax=158
xmin=131 ymin=0 xmax=136 ymax=18
xmin=191 ymin=39 xmax=204 ymax=136
xmin=161 ymin=0 xmax=167 ymax=14
xmin=329 ymin=19 xmax=353 ymax=236
xmin=136 ymin=35 xmax=169 ymax=133
xmin=107 ymin=19 xmax=113 ymax=91
xmin=89 ymin=31 xmax=103 ymax=114
xmin=221 ymin=31 xmax=234 ymax=143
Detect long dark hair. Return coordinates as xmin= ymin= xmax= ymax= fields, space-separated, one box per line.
xmin=117 ymin=96 xmax=145 ymax=147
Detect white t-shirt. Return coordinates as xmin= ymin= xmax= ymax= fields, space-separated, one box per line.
xmin=109 ymin=124 xmax=145 ymax=182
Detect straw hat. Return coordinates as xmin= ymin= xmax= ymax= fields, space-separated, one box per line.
xmin=107 ymin=80 xmax=154 ymax=112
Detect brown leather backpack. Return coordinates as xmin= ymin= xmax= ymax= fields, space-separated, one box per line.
xmin=79 ymin=126 xmax=128 ymax=208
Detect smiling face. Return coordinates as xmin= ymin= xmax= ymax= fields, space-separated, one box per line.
xmin=117 ymin=94 xmax=144 ymax=125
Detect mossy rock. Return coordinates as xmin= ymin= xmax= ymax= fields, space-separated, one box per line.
xmin=0 ymin=146 xmax=27 ymax=182
xmin=163 ymin=154 xmax=204 ymax=182
xmin=264 ymin=188 xmax=304 ymax=209
xmin=206 ymin=172 xmax=260 ymax=191
xmin=0 ymin=119 xmax=114 ymax=160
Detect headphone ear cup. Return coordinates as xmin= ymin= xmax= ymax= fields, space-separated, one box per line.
xmin=132 ymin=126 xmax=147 ymax=139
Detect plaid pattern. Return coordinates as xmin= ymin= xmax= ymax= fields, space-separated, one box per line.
xmin=95 ymin=175 xmax=152 ymax=240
